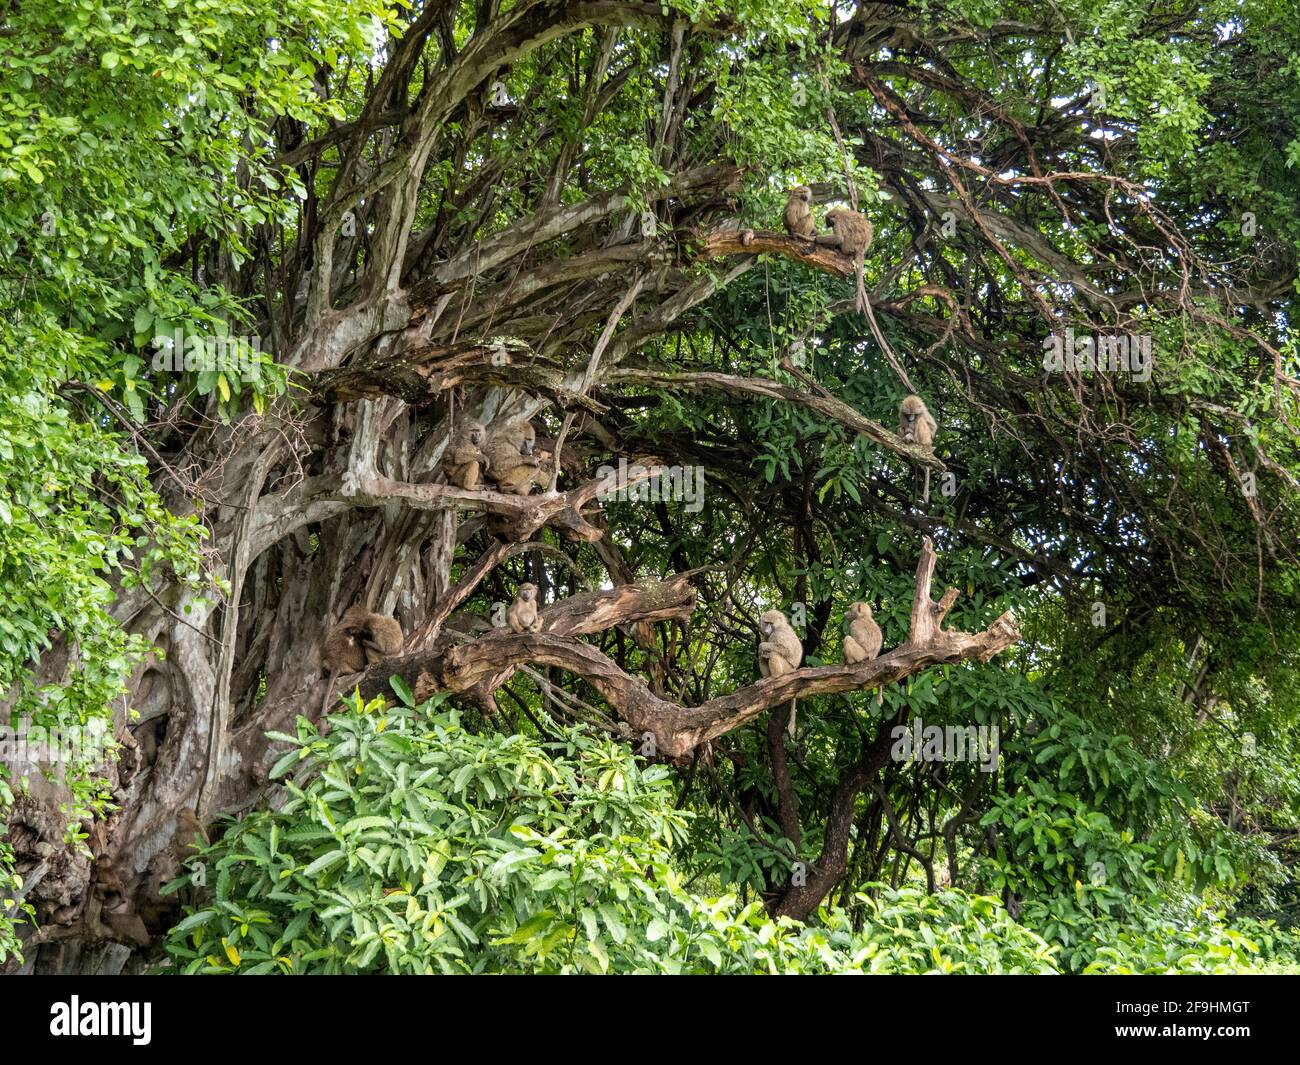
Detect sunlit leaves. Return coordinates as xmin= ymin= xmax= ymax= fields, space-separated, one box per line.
xmin=161 ymin=698 xmax=1063 ymax=974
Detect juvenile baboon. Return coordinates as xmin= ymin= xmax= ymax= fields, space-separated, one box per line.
xmin=442 ymin=420 xmax=488 ymax=489
xmin=485 ymin=421 xmax=544 ymax=495
xmin=758 ymin=609 xmax=803 ymax=678
xmin=506 ymin=583 xmax=544 ymax=633
xmin=843 ymin=601 xmax=883 ymax=663
xmin=898 ymin=394 xmax=938 ymax=503
xmin=358 ymin=612 xmax=404 ymax=663
xmin=898 ymin=394 xmax=937 ymax=448
xmin=758 ymin=608 xmax=803 ymax=736
xmin=845 ymin=600 xmax=885 ymax=704
xmin=783 ymin=185 xmax=815 ymax=240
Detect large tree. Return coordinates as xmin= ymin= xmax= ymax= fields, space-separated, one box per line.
xmin=4 ymin=0 xmax=1298 ymax=973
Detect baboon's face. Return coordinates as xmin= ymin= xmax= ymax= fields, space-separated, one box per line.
xmin=760 ymin=609 xmax=784 ymax=636
xmin=519 ymin=583 xmax=538 ymax=602
xmin=469 ymin=424 xmax=486 ymax=446
xmin=794 ymin=186 xmax=811 ymax=203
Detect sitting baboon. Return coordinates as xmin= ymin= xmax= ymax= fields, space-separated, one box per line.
xmin=843 ymin=601 xmax=883 ymax=663
xmin=758 ymin=608 xmax=803 ymax=736
xmin=783 ymin=185 xmax=815 ymax=240
xmin=506 ymin=583 xmax=544 ymax=633
xmin=484 ymin=420 xmax=546 ymax=495
xmin=442 ymin=421 xmax=489 ymax=489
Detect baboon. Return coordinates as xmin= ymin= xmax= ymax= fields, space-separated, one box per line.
xmin=758 ymin=608 xmax=803 ymax=736
xmin=506 ymin=583 xmax=543 ymax=633
xmin=845 ymin=600 xmax=885 ymax=705
xmin=322 ymin=605 xmax=368 ymax=673
xmin=171 ymin=807 xmax=209 ymax=856
xmin=758 ymin=609 xmax=802 ymax=678
xmin=136 ymin=717 xmax=160 ymax=766
xmin=818 ymin=205 xmax=873 ymax=313
xmin=358 ymin=612 xmax=403 ymax=663
xmin=91 ymin=855 xmax=127 ymax=912
xmin=898 ymin=394 xmax=937 ymax=448
xmin=843 ymin=601 xmax=883 ymax=663
xmin=319 ymin=605 xmax=369 ymax=716
xmin=442 ymin=421 xmax=488 ymax=489
xmin=819 ymin=205 xmax=873 ymax=258
xmin=899 ymin=394 xmax=938 ymax=503
xmin=783 ymin=185 xmax=815 ymax=240
xmin=485 ymin=421 xmax=545 ymax=495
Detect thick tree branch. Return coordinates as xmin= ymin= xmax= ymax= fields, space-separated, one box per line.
xmin=358 ymin=538 xmax=1016 ymax=759
xmin=250 ymin=461 xmax=667 ymax=557
xmin=315 ymin=339 xmax=607 ymax=411
xmin=609 ymin=367 xmax=947 ymax=470
xmin=695 ymin=227 xmax=854 ymax=278
xmin=413 ymin=163 xmax=743 ymax=295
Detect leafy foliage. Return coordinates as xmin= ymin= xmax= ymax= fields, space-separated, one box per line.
xmin=162 ymin=697 xmax=1287 ymax=975
xmin=162 ymin=697 xmax=1060 ymax=974
xmin=0 ymin=0 xmax=391 ymax=955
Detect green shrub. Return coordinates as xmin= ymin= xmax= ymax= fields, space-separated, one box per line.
xmin=163 ymin=695 xmax=1279 ymax=975
xmin=161 ymin=696 xmax=1059 ymax=974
